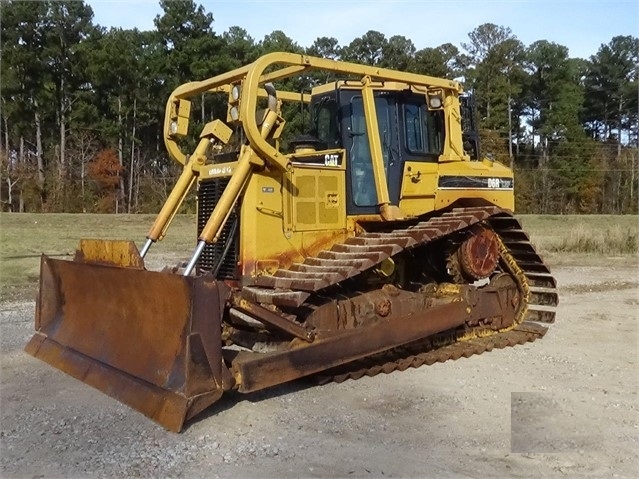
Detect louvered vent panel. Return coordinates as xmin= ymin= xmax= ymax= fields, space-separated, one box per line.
xmin=196 ymin=179 xmax=239 ymax=279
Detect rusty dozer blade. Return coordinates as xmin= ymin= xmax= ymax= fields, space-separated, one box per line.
xmin=24 ymin=240 xmax=231 ymax=432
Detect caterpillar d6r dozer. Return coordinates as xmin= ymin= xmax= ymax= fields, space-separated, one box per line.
xmin=25 ymin=52 xmax=558 ymax=432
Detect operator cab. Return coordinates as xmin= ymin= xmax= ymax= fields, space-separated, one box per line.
xmin=309 ymin=82 xmax=445 ymax=215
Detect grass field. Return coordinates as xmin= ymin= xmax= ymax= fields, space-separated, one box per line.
xmin=0 ymin=213 xmax=197 ymax=300
xmin=518 ymin=215 xmax=638 ymax=255
xmin=1 ymin=213 xmax=637 ymax=301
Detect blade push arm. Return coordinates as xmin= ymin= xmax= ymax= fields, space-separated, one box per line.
xmin=140 ymin=120 xmax=233 ymax=258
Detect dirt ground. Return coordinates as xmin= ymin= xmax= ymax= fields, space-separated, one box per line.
xmin=1 ymin=261 xmax=637 ymax=478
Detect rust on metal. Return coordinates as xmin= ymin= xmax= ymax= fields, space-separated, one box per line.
xmin=233 ymin=300 xmax=472 ymax=393
xmin=25 ymin=254 xmax=231 ymax=432
xmin=232 ymin=272 xmax=520 ymax=393
xmin=456 ymin=226 xmax=500 ymax=280
xmin=252 ymin=206 xmax=503 ymax=303
xmin=319 ymin=322 xmax=547 ymax=385
xmin=235 ymin=206 xmax=558 ymax=392
xmin=26 ymin=207 xmax=558 ymax=432
xmin=232 ymin=297 xmax=315 ymax=342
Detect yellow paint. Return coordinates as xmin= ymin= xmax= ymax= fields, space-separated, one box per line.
xmin=374 ymin=258 xmax=396 ymax=278
xmin=168 ymin=98 xmax=191 ymax=139
xmin=152 ymin=52 xmax=519 ymax=284
xmin=77 ymin=240 xmax=144 ymax=269
xmin=282 ymin=163 xmax=346 ymax=233
xmin=239 ymin=166 xmax=349 ymax=280
xmin=200 ymin=119 xmax=232 ymax=143
xmin=440 ymin=94 xmax=464 ymax=160
xmin=399 ymin=161 xmax=438 ymax=215
xmin=434 ymin=160 xmax=515 ymax=211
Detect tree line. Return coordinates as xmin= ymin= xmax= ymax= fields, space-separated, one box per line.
xmin=1 ymin=0 xmax=637 ymax=214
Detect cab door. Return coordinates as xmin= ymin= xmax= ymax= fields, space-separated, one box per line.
xmin=339 ymin=90 xmax=402 ymax=216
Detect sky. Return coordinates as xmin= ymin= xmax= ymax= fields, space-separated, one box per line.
xmin=86 ymin=0 xmax=638 ymax=60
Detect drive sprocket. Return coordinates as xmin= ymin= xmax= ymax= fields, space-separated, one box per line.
xmin=447 ymin=225 xmax=500 ymax=283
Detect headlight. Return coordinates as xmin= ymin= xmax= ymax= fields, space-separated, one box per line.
xmin=231 ymin=84 xmax=241 ymax=101
xmin=428 ymin=95 xmax=442 ymax=109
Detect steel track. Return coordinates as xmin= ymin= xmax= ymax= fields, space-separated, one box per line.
xmin=318 ymin=321 xmax=547 ymax=384
xmin=240 ymin=206 xmax=558 ymax=383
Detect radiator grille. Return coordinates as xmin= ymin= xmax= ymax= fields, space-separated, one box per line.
xmin=196 ymin=178 xmax=239 ymax=279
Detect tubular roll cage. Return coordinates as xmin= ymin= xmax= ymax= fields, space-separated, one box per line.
xmin=164 ymin=51 xmax=462 ymax=168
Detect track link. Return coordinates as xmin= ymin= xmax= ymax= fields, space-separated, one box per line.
xmin=318 ymin=322 xmax=547 ymax=384
xmin=488 ymin=215 xmax=558 ymax=324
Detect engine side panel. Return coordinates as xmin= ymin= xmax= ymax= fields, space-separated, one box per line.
xmin=236 ymin=163 xmax=350 ymax=283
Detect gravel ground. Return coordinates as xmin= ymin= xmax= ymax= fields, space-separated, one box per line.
xmin=1 ymin=263 xmax=637 ymax=478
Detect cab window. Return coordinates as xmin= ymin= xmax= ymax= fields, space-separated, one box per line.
xmin=404 ymin=101 xmax=444 ymax=156
xmin=314 ymin=98 xmax=340 ymax=147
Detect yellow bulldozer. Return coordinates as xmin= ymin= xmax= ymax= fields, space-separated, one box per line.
xmin=25 ymin=52 xmax=557 ymax=432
